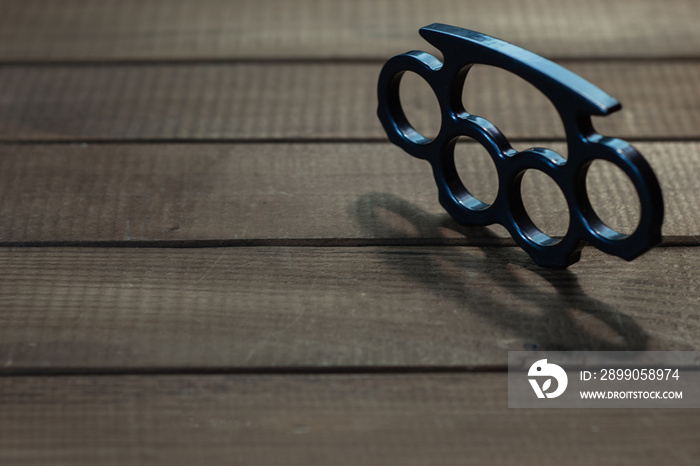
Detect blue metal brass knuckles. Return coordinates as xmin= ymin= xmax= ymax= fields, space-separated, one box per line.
xmin=377 ymin=23 xmax=663 ymax=268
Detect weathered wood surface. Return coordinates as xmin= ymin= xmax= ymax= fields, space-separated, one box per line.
xmin=0 ymin=247 xmax=697 ymax=371
xmin=0 ymin=62 xmax=698 ymax=141
xmin=0 ymin=0 xmax=698 ymax=61
xmin=1 ymin=1 xmax=699 ymax=464
xmin=2 ymin=373 xmax=698 ymax=466
xmin=0 ymin=142 xmax=696 ymax=243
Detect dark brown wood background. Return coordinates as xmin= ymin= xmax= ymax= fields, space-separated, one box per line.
xmin=0 ymin=1 xmax=698 ymax=464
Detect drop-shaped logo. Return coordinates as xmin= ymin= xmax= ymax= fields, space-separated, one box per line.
xmin=528 ymin=359 xmax=568 ymax=399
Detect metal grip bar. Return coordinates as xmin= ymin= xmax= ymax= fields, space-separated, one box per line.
xmin=377 ymin=24 xmax=663 ymax=268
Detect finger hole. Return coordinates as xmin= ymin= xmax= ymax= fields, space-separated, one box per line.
xmin=453 ymin=136 xmax=500 ymax=206
xmin=585 ymin=160 xmax=641 ymax=236
xmin=519 ymin=169 xmax=570 ymax=241
xmin=398 ymin=71 xmax=442 ymax=141
xmin=461 ymin=65 xmax=568 ymax=156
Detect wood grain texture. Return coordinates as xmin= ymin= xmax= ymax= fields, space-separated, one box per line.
xmin=2 ymin=1 xmax=698 ymax=463
xmin=0 ymin=247 xmax=697 ymax=371
xmin=0 ymin=62 xmax=698 ymax=141
xmin=1 ymin=373 xmax=699 ymax=465
xmin=0 ymin=142 xmax=696 ymax=243
xmin=0 ymin=0 xmax=698 ymax=61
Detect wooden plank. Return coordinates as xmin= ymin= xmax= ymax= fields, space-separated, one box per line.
xmin=0 ymin=246 xmax=697 ymax=371
xmin=0 ymin=62 xmax=698 ymax=141
xmin=0 ymin=142 xmax=696 ymax=243
xmin=1 ymin=373 xmax=698 ymax=465
xmin=0 ymin=0 xmax=698 ymax=60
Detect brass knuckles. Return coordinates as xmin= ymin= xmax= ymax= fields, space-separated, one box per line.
xmin=377 ymin=24 xmax=664 ymax=268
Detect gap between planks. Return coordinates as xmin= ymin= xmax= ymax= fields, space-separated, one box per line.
xmin=3 ymin=136 xmax=700 ymax=145
xmin=1 ymin=56 xmax=700 ymax=67
xmin=0 ymin=238 xmax=697 ymax=249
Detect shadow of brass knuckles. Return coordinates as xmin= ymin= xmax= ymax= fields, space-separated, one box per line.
xmin=377 ymin=24 xmax=663 ymax=268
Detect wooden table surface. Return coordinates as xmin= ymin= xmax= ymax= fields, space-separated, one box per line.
xmin=1 ymin=1 xmax=699 ymax=464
